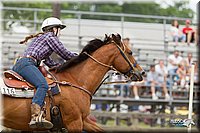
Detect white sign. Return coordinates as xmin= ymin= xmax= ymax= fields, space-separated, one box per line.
xmin=0 ymin=87 xmax=16 ymax=96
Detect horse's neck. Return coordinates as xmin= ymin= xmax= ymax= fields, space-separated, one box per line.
xmin=58 ymin=45 xmax=116 ymax=94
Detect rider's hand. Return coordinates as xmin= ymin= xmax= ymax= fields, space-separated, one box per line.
xmin=49 ymin=63 xmax=61 ymax=71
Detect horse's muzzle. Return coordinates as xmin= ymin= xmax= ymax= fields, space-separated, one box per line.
xmin=141 ymin=70 xmax=145 ymax=76
xmin=130 ymin=71 xmax=143 ymax=81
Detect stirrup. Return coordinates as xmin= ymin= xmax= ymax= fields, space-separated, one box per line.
xmin=29 ymin=109 xmax=53 ymax=129
xmin=29 ymin=118 xmax=53 ymax=129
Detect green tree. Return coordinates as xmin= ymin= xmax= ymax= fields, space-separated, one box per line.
xmin=2 ymin=1 xmax=194 ymax=26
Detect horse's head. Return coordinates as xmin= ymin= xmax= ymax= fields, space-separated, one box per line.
xmin=109 ymin=34 xmax=145 ymax=81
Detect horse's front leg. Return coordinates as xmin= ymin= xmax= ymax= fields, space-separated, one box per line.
xmin=83 ymin=116 xmax=104 ymax=133
xmin=60 ymin=104 xmax=83 ymax=133
xmin=65 ymin=118 xmax=83 ymax=133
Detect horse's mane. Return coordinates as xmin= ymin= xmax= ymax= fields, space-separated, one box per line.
xmin=56 ymin=34 xmax=119 ymax=73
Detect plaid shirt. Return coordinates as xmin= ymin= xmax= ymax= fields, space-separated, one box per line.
xmin=24 ymin=32 xmax=77 ymax=67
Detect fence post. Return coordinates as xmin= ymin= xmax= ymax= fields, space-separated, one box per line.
xmin=188 ymin=63 xmax=195 ymax=133
xmin=121 ymin=16 xmax=124 ymax=38
xmin=0 ymin=1 xmax=3 ymax=132
xmin=33 ymin=9 xmax=38 ymax=32
xmin=77 ymin=13 xmax=81 ymax=40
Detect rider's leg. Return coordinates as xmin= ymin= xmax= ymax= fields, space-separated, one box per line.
xmin=12 ymin=58 xmax=53 ymax=129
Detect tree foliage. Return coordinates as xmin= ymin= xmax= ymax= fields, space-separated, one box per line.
xmin=2 ymin=1 xmax=194 ymax=24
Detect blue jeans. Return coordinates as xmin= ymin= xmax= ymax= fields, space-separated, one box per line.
xmin=12 ymin=57 xmax=48 ymax=107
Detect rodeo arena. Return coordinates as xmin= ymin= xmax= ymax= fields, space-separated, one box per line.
xmin=0 ymin=1 xmax=199 ymax=133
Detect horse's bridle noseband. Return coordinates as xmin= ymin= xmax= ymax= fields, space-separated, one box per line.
xmin=114 ymin=41 xmax=139 ymax=77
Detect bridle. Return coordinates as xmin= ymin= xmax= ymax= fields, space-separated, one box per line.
xmin=84 ymin=40 xmax=139 ymax=80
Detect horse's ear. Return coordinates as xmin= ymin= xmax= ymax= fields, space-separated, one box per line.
xmin=111 ymin=34 xmax=115 ymax=39
xmin=111 ymin=34 xmax=118 ymax=41
xmin=104 ymin=34 xmax=111 ymax=42
xmin=112 ymin=34 xmax=121 ymax=45
xmin=117 ymin=33 xmax=121 ymax=40
xmin=105 ymin=34 xmax=108 ymax=39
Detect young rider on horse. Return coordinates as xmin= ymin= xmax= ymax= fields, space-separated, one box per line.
xmin=12 ymin=17 xmax=77 ymax=129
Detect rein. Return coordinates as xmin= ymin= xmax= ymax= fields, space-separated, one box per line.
xmin=54 ymin=80 xmax=93 ymax=100
xmin=83 ymin=52 xmax=124 ymax=75
xmin=47 ymin=71 xmax=93 ymax=100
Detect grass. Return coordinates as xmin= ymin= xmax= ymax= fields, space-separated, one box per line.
xmin=98 ymin=118 xmax=199 ymax=132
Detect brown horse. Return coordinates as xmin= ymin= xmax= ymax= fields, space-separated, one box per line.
xmin=1 ymin=34 xmax=144 ymax=132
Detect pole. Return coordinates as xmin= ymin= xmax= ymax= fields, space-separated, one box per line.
xmin=52 ymin=2 xmax=61 ymax=18
xmin=187 ymin=63 xmax=195 ymax=133
xmin=0 ymin=1 xmax=3 ymax=132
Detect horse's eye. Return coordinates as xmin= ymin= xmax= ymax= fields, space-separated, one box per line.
xmin=128 ymin=51 xmax=133 ymax=55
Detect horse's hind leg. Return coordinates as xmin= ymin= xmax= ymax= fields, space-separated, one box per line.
xmin=83 ymin=117 xmax=104 ymax=133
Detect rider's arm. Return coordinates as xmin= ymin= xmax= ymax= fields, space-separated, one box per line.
xmin=46 ymin=35 xmax=77 ymax=60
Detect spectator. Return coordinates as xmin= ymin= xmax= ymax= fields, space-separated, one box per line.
xmin=122 ymin=37 xmax=132 ymax=48
xmin=146 ymin=65 xmax=170 ymax=100
xmin=155 ymin=60 xmax=170 ymax=100
xmin=193 ymin=62 xmax=199 ymax=85
xmin=167 ymin=50 xmax=183 ymax=76
xmin=184 ymin=52 xmax=194 ymax=74
xmin=170 ymin=20 xmax=186 ymax=44
xmin=111 ymin=74 xmax=129 ymax=97
xmin=130 ymin=80 xmax=145 ymax=100
xmin=187 ymin=61 xmax=199 ymax=85
xmin=176 ymin=63 xmax=187 ymax=88
xmin=182 ymin=19 xmax=197 ymax=45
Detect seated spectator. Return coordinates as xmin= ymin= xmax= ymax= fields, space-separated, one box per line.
xmin=167 ymin=50 xmax=183 ymax=76
xmin=146 ymin=65 xmax=170 ymax=100
xmin=193 ymin=62 xmax=199 ymax=85
xmin=155 ymin=59 xmax=170 ymax=100
xmin=111 ymin=74 xmax=129 ymax=97
xmin=170 ymin=20 xmax=186 ymax=44
xmin=182 ymin=19 xmax=197 ymax=45
xmin=184 ymin=52 xmax=194 ymax=74
xmin=176 ymin=63 xmax=187 ymax=88
xmin=187 ymin=61 xmax=199 ymax=85
xmin=130 ymin=80 xmax=145 ymax=100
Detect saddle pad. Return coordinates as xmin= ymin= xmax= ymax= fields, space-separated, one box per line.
xmin=0 ymin=84 xmax=60 ymax=98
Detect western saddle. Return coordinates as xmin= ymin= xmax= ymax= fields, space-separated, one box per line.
xmin=3 ymin=70 xmax=56 ymax=90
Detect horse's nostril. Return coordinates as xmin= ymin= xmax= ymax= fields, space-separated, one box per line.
xmin=141 ymin=70 xmax=145 ymax=75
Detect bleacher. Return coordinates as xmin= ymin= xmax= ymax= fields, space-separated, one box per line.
xmin=1 ymin=21 xmax=198 ymax=77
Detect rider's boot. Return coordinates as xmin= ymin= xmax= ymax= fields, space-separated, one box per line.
xmin=29 ymin=103 xmax=53 ymax=129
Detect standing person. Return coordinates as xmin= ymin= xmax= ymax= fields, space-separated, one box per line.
xmin=170 ymin=20 xmax=185 ymax=44
xmin=12 ymin=17 xmax=77 ymax=129
xmin=182 ymin=19 xmax=197 ymax=45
